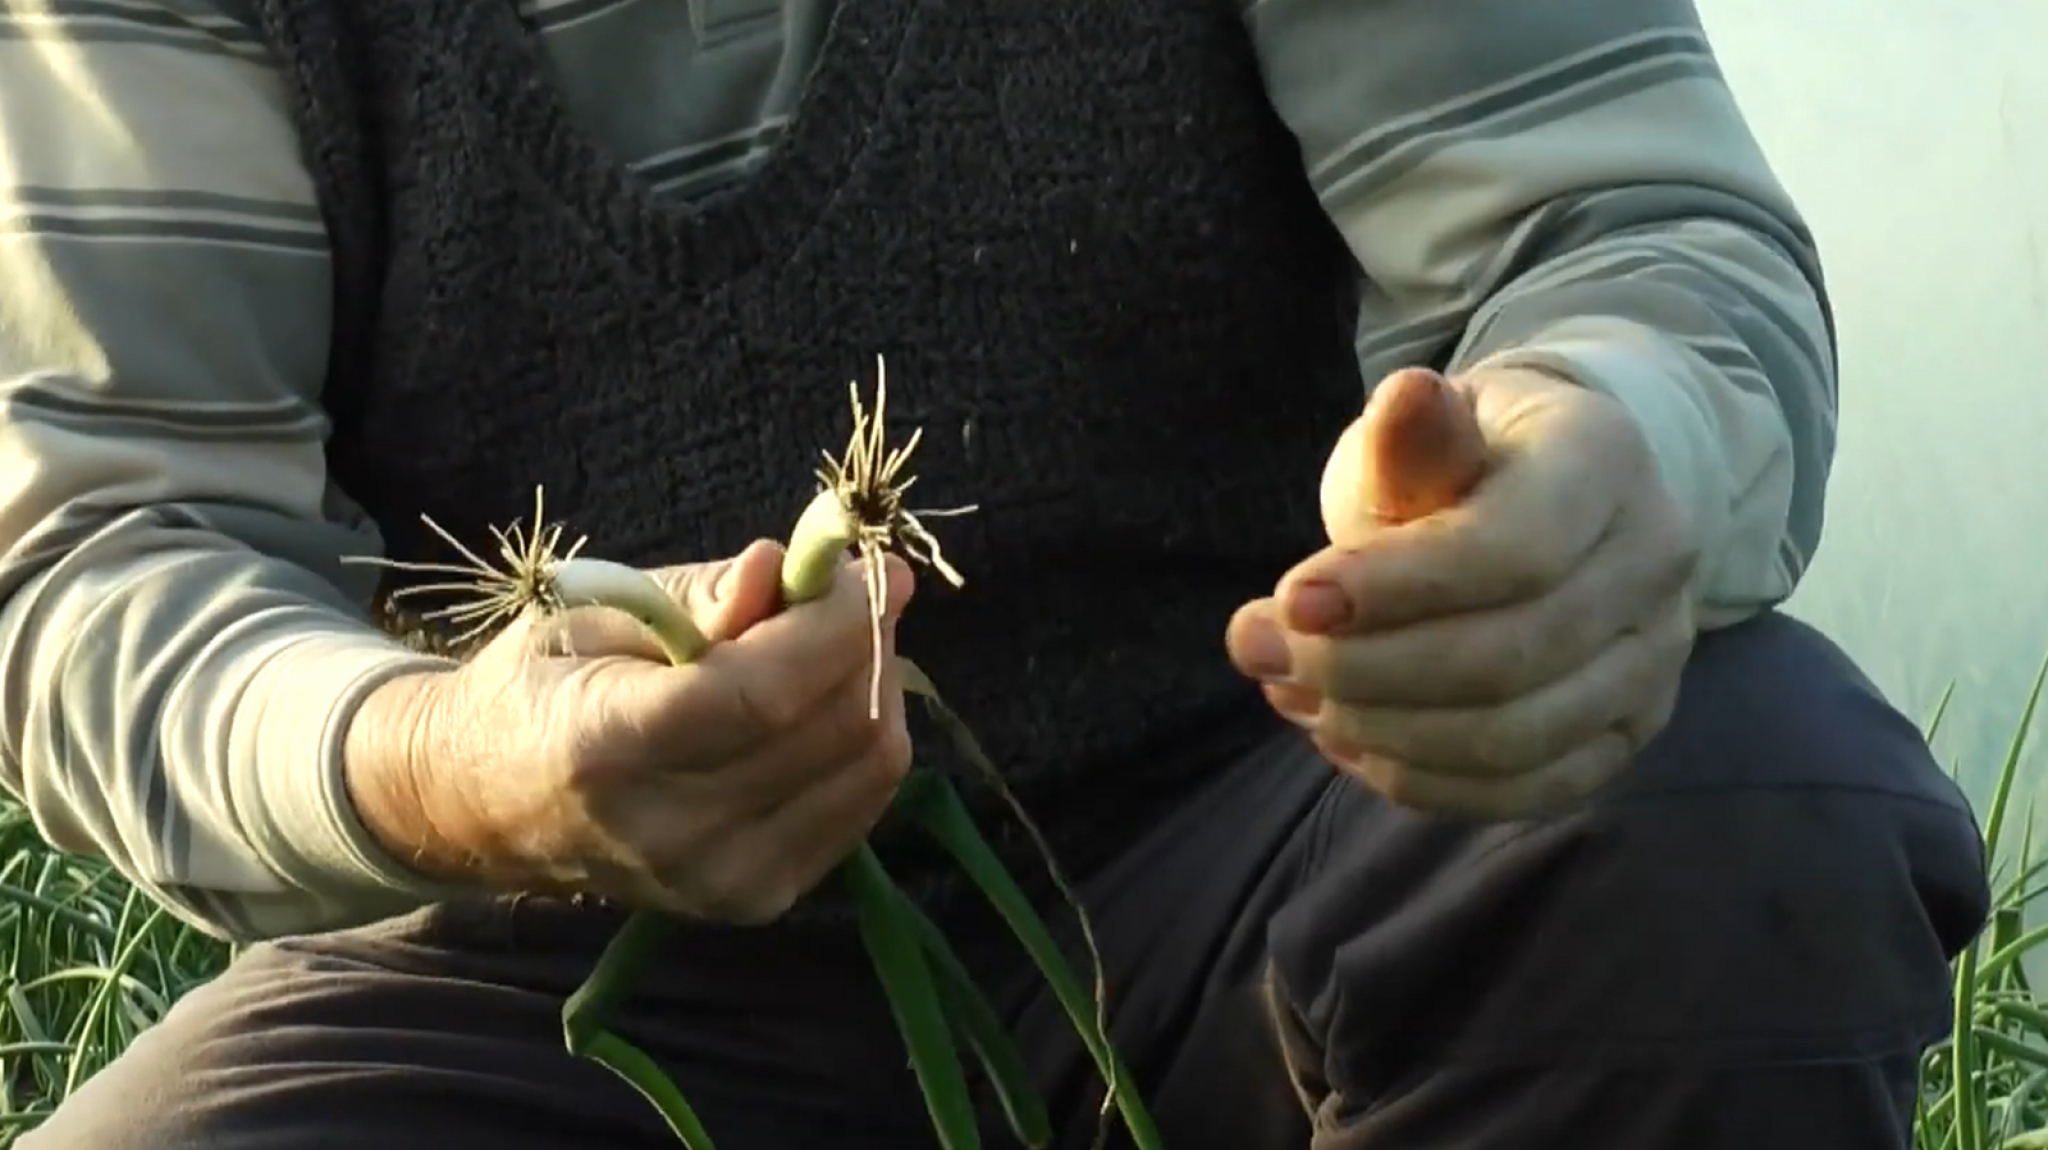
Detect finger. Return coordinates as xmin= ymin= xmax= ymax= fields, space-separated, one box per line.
xmin=711 ymin=631 xmax=911 ymax=811
xmin=1281 ymin=502 xmax=1695 ymax=707
xmin=1261 ymin=680 xmax=1321 ymax=725
xmin=578 ymin=611 xmax=902 ymax=832
xmin=1225 ymin=596 xmax=1291 ymax=682
xmin=649 ymin=556 xmax=911 ymax=746
xmin=1315 ymin=599 xmax=1693 ymax=778
xmin=585 ymin=568 xmax=889 ymax=769
xmin=1622 ymin=636 xmax=1687 ymax=752
xmin=689 ymin=659 xmax=913 ymax=924
xmin=679 ymin=746 xmax=897 ymax=924
xmin=648 ymin=538 xmax=788 ymax=643
xmin=1284 ymin=426 xmax=1626 ymax=638
xmin=1333 ymin=728 xmax=1634 ymax=822
xmin=748 ymin=652 xmax=912 ymax=857
xmin=1320 ymin=367 xmax=1491 ymax=541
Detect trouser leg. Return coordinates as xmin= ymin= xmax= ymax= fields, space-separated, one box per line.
xmin=986 ymin=613 xmax=1988 ymax=1150
xmin=21 ymin=895 xmax=936 ymax=1149
xmin=1256 ymin=611 xmax=1990 ymax=1148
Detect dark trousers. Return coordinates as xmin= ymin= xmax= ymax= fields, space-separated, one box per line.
xmin=28 ymin=613 xmax=1990 ymax=1149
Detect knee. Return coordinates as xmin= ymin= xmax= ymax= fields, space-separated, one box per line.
xmin=1645 ymin=611 xmax=1949 ymax=794
xmin=1616 ymin=611 xmax=1991 ymax=955
xmin=1274 ymin=614 xmax=1991 ymax=1079
xmin=1454 ymin=612 xmax=1998 ymax=1052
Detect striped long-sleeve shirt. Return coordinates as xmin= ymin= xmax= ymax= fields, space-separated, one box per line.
xmin=0 ymin=0 xmax=1837 ymax=942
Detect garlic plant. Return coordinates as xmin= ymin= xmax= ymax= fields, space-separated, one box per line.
xmin=348 ymin=357 xmax=1159 ymax=1150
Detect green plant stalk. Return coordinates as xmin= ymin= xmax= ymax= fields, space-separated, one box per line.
xmin=894 ymin=662 xmax=1161 ymax=1150
xmin=1951 ymin=656 xmax=2048 ymax=1150
xmin=579 ymin=1028 xmax=718 ymax=1150
xmin=60 ymin=894 xmax=160 ymax=1099
xmin=895 ymin=888 xmax=1054 ymax=1148
xmin=783 ymin=493 xmax=984 ymax=1150
xmin=548 ymin=563 xmax=716 ymax=1148
xmin=1919 ymin=658 xmax=2048 ymax=1150
xmin=2003 ymin=815 xmax=2043 ymax=1002
xmin=1982 ymin=654 xmax=2048 ymax=877
xmin=898 ymin=770 xmax=1164 ymax=1150
xmin=1975 ymin=1027 xmax=2048 ymax=1071
xmin=560 ymin=489 xmax=987 ymax=1150
xmin=1982 ymin=926 xmax=2048 ymax=987
xmin=2004 ymin=1067 xmax=2048 ymax=1145
xmin=1983 ymin=658 xmax=2048 ymax=1023
xmin=560 ymin=911 xmax=678 ymax=1048
xmin=842 ymin=845 xmax=981 ymax=1150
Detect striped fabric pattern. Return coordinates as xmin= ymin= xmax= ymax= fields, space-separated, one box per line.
xmin=0 ymin=0 xmax=1835 ymax=941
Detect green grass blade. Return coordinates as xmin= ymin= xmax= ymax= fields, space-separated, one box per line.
xmin=1986 ymin=997 xmax=2048 ymax=1041
xmin=1926 ymin=659 xmax=2048 ymax=1150
xmin=1998 ymin=1068 xmax=2048 ymax=1145
xmin=0 ymin=888 xmax=114 ymax=946
xmin=1981 ymin=925 xmax=2048 ymax=987
xmin=895 ymin=888 xmax=1054 ymax=1149
xmin=1927 ymin=681 xmax=1961 ymax=744
xmin=1983 ymin=653 xmax=2048 ymax=871
xmin=2005 ymin=816 xmax=2041 ymax=997
xmin=579 ymin=1028 xmax=717 ymax=1150
xmin=906 ymin=778 xmax=1163 ymax=1150
xmin=559 ymin=910 xmax=718 ymax=1148
xmin=563 ymin=910 xmax=678 ymax=1050
xmin=1955 ymin=934 xmax=1988 ymax=1150
xmin=895 ymin=656 xmax=1139 ymax=1149
xmin=842 ymin=847 xmax=980 ymax=1150
xmin=1975 ymin=1028 xmax=2048 ymax=1072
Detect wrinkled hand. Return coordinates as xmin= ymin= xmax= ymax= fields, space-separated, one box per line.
xmin=1225 ymin=366 xmax=1700 ymax=820
xmin=348 ymin=539 xmax=916 ymax=923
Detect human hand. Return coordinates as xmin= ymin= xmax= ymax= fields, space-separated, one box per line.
xmin=346 ymin=539 xmax=916 ymax=923
xmin=1225 ymin=366 xmax=1700 ymax=820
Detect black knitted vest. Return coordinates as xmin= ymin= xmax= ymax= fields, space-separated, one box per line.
xmin=253 ymin=0 xmax=1365 ymax=910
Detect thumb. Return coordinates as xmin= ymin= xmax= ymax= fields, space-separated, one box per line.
xmin=535 ymin=540 xmax=790 ymax=664
xmin=652 ymin=537 xmax=790 ymax=643
xmin=1319 ymin=367 xmax=1491 ymax=547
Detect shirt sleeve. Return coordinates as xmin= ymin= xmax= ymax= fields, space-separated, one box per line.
xmin=0 ymin=0 xmax=462 ymax=942
xmin=1246 ymin=0 xmax=1838 ymax=628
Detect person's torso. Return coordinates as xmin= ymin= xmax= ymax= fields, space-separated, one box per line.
xmin=255 ymin=0 xmax=1364 ymax=895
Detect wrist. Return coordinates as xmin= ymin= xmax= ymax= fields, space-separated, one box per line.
xmin=341 ymin=668 xmax=502 ymax=891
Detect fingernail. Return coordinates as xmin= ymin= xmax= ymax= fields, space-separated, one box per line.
xmin=1285 ymin=580 xmax=1352 ymax=633
xmin=1234 ymin=618 xmax=1291 ymax=680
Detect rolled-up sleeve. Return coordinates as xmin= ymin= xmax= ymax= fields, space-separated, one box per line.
xmin=1248 ymin=0 xmax=1837 ymax=627
xmin=0 ymin=1 xmax=456 ymax=941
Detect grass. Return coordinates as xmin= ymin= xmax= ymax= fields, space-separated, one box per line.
xmin=1917 ymin=661 xmax=2048 ymax=1150
xmin=0 ymin=678 xmax=2042 ymax=1147
xmin=0 ymin=802 xmax=232 ymax=1142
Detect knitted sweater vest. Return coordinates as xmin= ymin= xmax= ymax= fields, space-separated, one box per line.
xmin=254 ymin=0 xmax=1366 ymax=907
